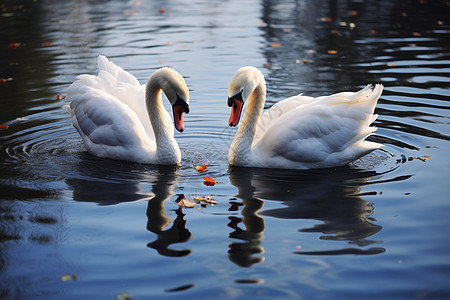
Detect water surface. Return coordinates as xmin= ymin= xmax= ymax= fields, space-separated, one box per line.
xmin=1 ymin=0 xmax=450 ymax=299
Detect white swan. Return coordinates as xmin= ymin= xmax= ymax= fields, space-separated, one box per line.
xmin=65 ymin=55 xmax=190 ymax=165
xmin=227 ymin=66 xmax=383 ymax=169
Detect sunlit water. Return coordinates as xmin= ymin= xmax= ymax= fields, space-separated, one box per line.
xmin=1 ymin=0 xmax=450 ymax=299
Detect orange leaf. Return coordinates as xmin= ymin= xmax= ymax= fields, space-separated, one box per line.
xmin=412 ymin=32 xmax=422 ymax=37
xmin=270 ymin=42 xmax=282 ymax=47
xmin=9 ymin=42 xmax=20 ymax=49
xmin=41 ymin=42 xmax=53 ymax=47
xmin=369 ymin=29 xmax=377 ymax=34
xmin=203 ymin=177 xmax=216 ymax=186
xmin=349 ymin=10 xmax=358 ymax=16
xmin=0 ymin=78 xmax=13 ymax=84
xmin=0 ymin=125 xmax=9 ymax=130
xmin=328 ymin=50 xmax=338 ymax=54
xmin=158 ymin=8 xmax=166 ymax=13
xmin=195 ymin=164 xmax=207 ymax=172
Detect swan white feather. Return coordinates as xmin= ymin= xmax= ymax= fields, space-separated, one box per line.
xmin=227 ymin=66 xmax=383 ymax=169
xmin=65 ymin=55 xmax=190 ymax=165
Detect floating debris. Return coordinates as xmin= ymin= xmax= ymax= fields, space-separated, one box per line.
xmin=203 ymin=177 xmax=216 ymax=186
xmin=60 ymin=274 xmax=77 ymax=281
xmin=195 ymin=164 xmax=207 ymax=172
xmin=193 ymin=196 xmax=217 ymax=205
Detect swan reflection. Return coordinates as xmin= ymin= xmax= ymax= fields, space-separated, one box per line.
xmin=228 ymin=168 xmax=266 ymax=267
xmin=67 ymin=161 xmax=192 ymax=257
xmin=228 ymin=165 xmax=389 ymax=260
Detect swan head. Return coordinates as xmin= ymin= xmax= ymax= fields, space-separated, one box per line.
xmin=149 ymin=67 xmax=190 ymax=132
xmin=227 ymin=66 xmax=264 ymax=127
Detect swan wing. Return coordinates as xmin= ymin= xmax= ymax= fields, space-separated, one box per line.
xmin=254 ymin=93 xmax=314 ymax=143
xmin=65 ymin=86 xmax=157 ymax=163
xmin=253 ymin=85 xmax=383 ymax=169
xmin=68 ymin=55 xmax=158 ymax=140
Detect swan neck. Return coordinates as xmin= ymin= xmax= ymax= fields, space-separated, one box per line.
xmin=230 ymin=83 xmax=266 ymax=165
xmin=145 ymin=78 xmax=180 ymax=162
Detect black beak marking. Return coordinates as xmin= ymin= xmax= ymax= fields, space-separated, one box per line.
xmin=174 ymin=94 xmax=190 ymax=114
xmin=228 ymin=89 xmax=244 ymax=107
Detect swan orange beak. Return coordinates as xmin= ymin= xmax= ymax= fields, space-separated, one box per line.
xmin=228 ymin=99 xmax=243 ymax=127
xmin=173 ymin=105 xmax=186 ymax=132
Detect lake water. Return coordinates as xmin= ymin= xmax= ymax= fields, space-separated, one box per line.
xmin=1 ymin=0 xmax=450 ymax=299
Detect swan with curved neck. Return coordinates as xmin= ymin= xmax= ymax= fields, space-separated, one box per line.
xmin=227 ymin=66 xmax=383 ymax=169
xmin=65 ymin=55 xmax=190 ymax=165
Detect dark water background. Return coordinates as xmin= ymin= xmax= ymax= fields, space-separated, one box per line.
xmin=1 ymin=0 xmax=450 ymax=299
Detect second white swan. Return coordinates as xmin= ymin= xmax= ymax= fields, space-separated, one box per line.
xmin=227 ymin=66 xmax=383 ymax=170
xmin=65 ymin=55 xmax=190 ymax=165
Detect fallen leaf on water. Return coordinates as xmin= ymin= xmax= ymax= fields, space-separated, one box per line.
xmin=283 ymin=28 xmax=292 ymax=33
xmin=133 ymin=0 xmax=140 ymax=5
xmin=117 ymin=293 xmax=132 ymax=300
xmin=195 ymin=164 xmax=207 ymax=172
xmin=411 ymin=156 xmax=431 ymax=162
xmin=176 ymin=195 xmax=196 ymax=208
xmin=295 ymin=245 xmax=302 ymax=250
xmin=270 ymin=42 xmax=282 ymax=47
xmin=331 ymin=29 xmax=340 ymax=34
xmin=320 ymin=17 xmax=332 ymax=22
xmin=178 ymin=198 xmax=197 ymax=208
xmin=60 ymin=274 xmax=77 ymax=281
xmin=425 ymin=145 xmax=438 ymax=148
xmin=349 ymin=10 xmax=358 ymax=16
xmin=194 ymin=196 xmax=216 ymax=205
xmin=412 ymin=32 xmax=422 ymax=37
xmin=165 ymin=283 xmax=197 ymax=293
xmin=9 ymin=42 xmax=21 ymax=49
xmin=349 ymin=22 xmax=356 ymax=29
xmin=158 ymin=8 xmax=166 ymax=13
xmin=55 ymin=95 xmax=63 ymax=100
xmin=41 ymin=42 xmax=53 ymax=47
xmin=387 ymin=63 xmax=396 ymax=67
xmin=0 ymin=78 xmax=13 ymax=84
xmin=203 ymin=177 xmax=216 ymax=186
xmin=328 ymin=50 xmax=337 ymax=54
xmin=16 ymin=117 xmax=27 ymax=121
xmin=0 ymin=125 xmax=9 ymax=130
xmin=369 ymin=29 xmax=377 ymax=34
